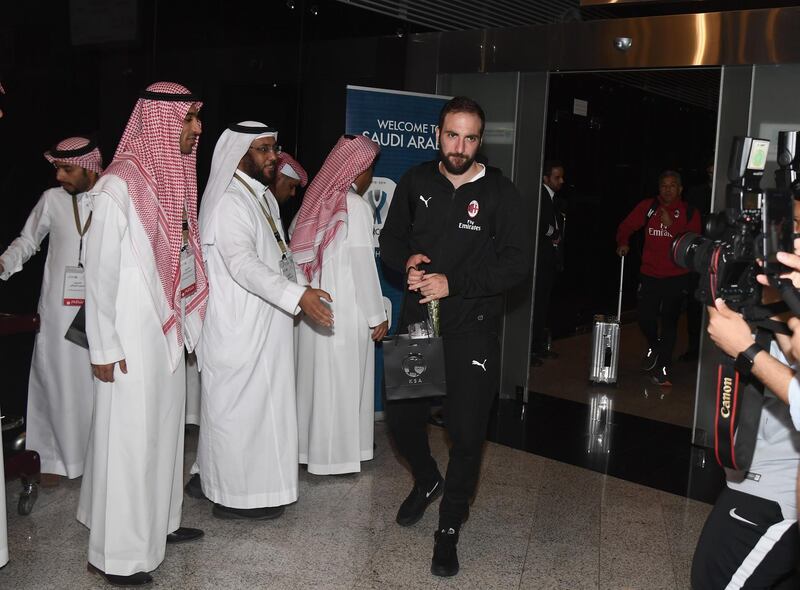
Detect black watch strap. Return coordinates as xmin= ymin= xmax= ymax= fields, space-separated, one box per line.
xmin=735 ymin=343 xmax=763 ymax=378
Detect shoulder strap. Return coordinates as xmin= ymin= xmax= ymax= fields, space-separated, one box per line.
xmin=645 ymin=198 xmax=659 ymax=221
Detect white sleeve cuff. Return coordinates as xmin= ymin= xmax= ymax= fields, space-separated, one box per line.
xmin=789 ymin=375 xmax=800 ymax=431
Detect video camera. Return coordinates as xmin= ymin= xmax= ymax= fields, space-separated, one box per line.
xmin=671 ymin=135 xmax=796 ymax=311
xmin=671 ymin=134 xmax=800 ymax=473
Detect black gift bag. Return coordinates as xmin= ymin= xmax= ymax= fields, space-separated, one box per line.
xmin=382 ymin=271 xmax=446 ymax=401
xmin=382 ymin=332 xmax=447 ymax=400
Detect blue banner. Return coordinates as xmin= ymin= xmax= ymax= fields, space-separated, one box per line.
xmin=345 ymin=85 xmax=450 ymax=414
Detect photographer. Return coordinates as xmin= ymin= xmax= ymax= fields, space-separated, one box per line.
xmin=691 ymin=288 xmax=800 ymax=587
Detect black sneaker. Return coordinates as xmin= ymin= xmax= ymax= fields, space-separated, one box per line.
xmin=641 ymin=347 xmax=659 ymax=372
xmin=431 ymin=527 xmax=459 ymax=577
xmin=650 ymin=366 xmax=673 ymax=387
xmin=184 ymin=473 xmax=205 ymax=499
xmin=395 ymin=475 xmax=444 ymax=527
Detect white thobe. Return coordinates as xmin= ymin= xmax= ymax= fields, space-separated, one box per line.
xmin=185 ymin=352 xmax=201 ymax=425
xmin=77 ymin=175 xmax=186 ymax=576
xmin=197 ymin=173 xmax=305 ymax=508
xmin=0 ymin=403 xmax=7 ymax=567
xmin=296 ymin=192 xmax=386 ymax=475
xmin=0 ymin=188 xmax=94 ymax=477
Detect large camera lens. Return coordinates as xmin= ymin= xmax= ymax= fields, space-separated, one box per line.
xmin=671 ymin=232 xmax=715 ymax=273
xmin=704 ymin=211 xmax=728 ymax=239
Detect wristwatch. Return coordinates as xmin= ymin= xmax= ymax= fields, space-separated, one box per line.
xmin=734 ymin=343 xmax=764 ymax=378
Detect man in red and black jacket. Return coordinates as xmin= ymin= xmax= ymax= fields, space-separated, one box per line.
xmin=616 ymin=170 xmax=701 ymax=386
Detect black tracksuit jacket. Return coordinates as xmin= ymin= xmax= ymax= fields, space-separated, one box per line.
xmin=379 ymin=160 xmax=531 ymax=336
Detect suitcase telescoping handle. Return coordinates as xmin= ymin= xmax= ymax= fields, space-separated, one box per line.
xmin=616 ymin=255 xmax=625 ymax=321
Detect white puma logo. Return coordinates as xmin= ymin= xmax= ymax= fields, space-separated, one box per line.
xmin=472 ymin=359 xmax=487 ymax=371
xmin=419 ymin=195 xmax=432 ymax=208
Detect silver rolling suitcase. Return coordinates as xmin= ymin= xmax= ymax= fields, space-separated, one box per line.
xmin=590 ymin=256 xmax=625 ymax=384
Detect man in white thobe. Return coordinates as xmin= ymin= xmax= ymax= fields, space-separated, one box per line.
xmin=292 ymin=135 xmax=387 ymax=475
xmin=78 ymin=82 xmax=208 ymax=587
xmin=197 ymin=121 xmax=333 ymax=520
xmin=0 ymin=136 xmax=102 ymax=485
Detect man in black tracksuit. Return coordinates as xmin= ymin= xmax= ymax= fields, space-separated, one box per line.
xmin=379 ymin=96 xmax=530 ymax=577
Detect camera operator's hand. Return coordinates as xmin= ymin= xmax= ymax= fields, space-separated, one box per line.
xmin=707 ymin=298 xmax=755 ymax=358
xmin=616 ymin=245 xmax=629 ymax=257
xmin=776 ymin=251 xmax=800 ymax=289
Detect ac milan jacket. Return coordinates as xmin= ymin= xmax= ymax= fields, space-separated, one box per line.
xmin=379 ymin=160 xmax=531 ymax=336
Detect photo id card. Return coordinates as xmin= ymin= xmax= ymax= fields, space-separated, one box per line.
xmin=63 ymin=266 xmax=86 ymax=306
xmin=180 ymin=248 xmax=197 ymax=297
xmin=279 ymin=253 xmax=297 ymax=283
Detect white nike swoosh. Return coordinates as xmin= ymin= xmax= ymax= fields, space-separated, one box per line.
xmin=729 ymin=508 xmax=758 ymax=526
xmin=426 ymin=480 xmax=439 ymax=499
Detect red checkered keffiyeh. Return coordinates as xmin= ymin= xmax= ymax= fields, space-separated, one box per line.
xmin=103 ymin=81 xmax=208 ymax=354
xmin=277 ymin=152 xmax=308 ymax=187
xmin=44 ymin=136 xmax=103 ymax=174
xmin=290 ymin=135 xmax=379 ymax=281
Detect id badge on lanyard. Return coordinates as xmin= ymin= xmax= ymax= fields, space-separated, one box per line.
xmin=63 ymin=266 xmax=86 ymax=305
xmin=180 ymin=245 xmax=197 ymax=297
xmin=64 ymin=194 xmax=92 ymax=306
xmin=279 ymin=251 xmax=297 ymax=283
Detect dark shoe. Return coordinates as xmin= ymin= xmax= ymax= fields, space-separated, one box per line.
xmin=396 ymin=475 xmax=444 ymax=527
xmin=184 ymin=473 xmax=205 ymax=499
xmin=88 ymin=563 xmax=152 ymax=587
xmin=529 ymin=354 xmax=543 ymax=367
xmin=679 ymin=349 xmax=699 ymax=362
xmin=431 ymin=527 xmax=460 ymax=577
xmin=166 ymin=527 xmax=204 ymax=544
xmin=212 ymin=503 xmax=285 ymax=520
xmin=641 ymin=346 xmax=659 ymax=372
xmin=650 ymin=366 xmax=673 ymax=387
xmin=537 ymin=349 xmax=559 ymax=360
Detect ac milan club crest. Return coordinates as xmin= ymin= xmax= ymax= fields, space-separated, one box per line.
xmin=467 ymin=200 xmax=480 ymax=218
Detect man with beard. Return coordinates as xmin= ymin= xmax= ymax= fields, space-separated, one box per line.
xmin=197 ymin=122 xmax=332 ymax=520
xmin=380 ymin=96 xmax=530 ymax=577
xmin=79 ymin=82 xmax=207 ymax=586
xmin=0 ymin=136 xmax=102 ymax=486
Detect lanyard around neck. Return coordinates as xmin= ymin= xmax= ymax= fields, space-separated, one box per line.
xmin=233 ymin=173 xmax=288 ymax=256
xmin=71 ymin=194 xmax=92 ymax=266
